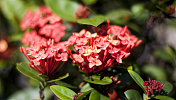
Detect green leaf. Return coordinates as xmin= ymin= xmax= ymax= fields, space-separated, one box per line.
xmin=68 ymin=45 xmax=76 ymax=52
xmin=124 ymin=89 xmax=142 ymax=100
xmin=1 ymin=0 xmax=27 ymax=23
xmin=48 ymin=73 xmax=69 ymax=82
xmin=89 ymin=90 xmax=110 ymax=100
xmin=154 ymin=48 xmax=174 ymax=62
xmin=55 ymin=81 xmax=77 ymax=89
xmin=7 ymin=87 xmax=52 ymax=100
xmin=154 ymin=95 xmax=175 ymax=100
xmin=16 ymin=62 xmax=43 ymax=82
xmin=127 ymin=66 xmax=133 ymax=70
xmin=82 ymin=0 xmax=97 ymax=5
xmin=45 ymin=0 xmax=79 ymax=22
xmin=143 ymin=93 xmax=148 ymax=100
xmin=128 ymin=70 xmax=145 ymax=91
xmin=142 ymin=65 xmax=167 ymax=80
xmin=76 ymin=89 xmax=93 ymax=100
xmin=80 ymin=83 xmax=93 ymax=92
xmin=84 ymin=75 xmax=112 ymax=85
xmin=77 ymin=15 xmax=105 ymax=26
xmin=158 ymin=80 xmax=173 ymax=94
xmin=131 ymin=4 xmax=144 ymax=15
xmin=50 ymin=85 xmax=76 ymax=100
xmin=9 ymin=33 xmax=23 ymax=42
xmin=105 ymin=9 xmax=132 ymax=24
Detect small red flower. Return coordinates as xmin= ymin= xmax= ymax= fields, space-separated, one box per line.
xmin=143 ymin=78 xmax=164 ymax=96
xmin=73 ymin=54 xmax=84 ymax=63
xmin=20 ymin=39 xmax=68 ymax=77
xmin=88 ymin=56 xmax=102 ymax=68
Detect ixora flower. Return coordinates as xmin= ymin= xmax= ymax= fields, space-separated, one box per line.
xmin=20 ymin=6 xmax=66 ymax=45
xmin=68 ymin=21 xmax=142 ymax=74
xmin=20 ymin=39 xmax=68 ymax=77
xmin=143 ymin=78 xmax=164 ymax=96
xmin=74 ymin=4 xmax=90 ymax=19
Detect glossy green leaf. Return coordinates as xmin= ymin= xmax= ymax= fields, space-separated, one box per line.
xmin=48 ymin=73 xmax=69 ymax=82
xmin=89 ymin=90 xmax=110 ymax=100
xmin=77 ymin=15 xmax=105 ymax=26
xmin=45 ymin=0 xmax=79 ymax=22
xmin=55 ymin=81 xmax=77 ymax=89
xmin=142 ymin=65 xmax=167 ymax=80
xmin=50 ymin=85 xmax=76 ymax=100
xmin=158 ymin=80 xmax=173 ymax=94
xmin=128 ymin=70 xmax=145 ymax=91
xmin=84 ymin=75 xmax=112 ymax=85
xmin=127 ymin=66 xmax=133 ymax=70
xmin=16 ymin=62 xmax=43 ymax=82
xmin=124 ymin=89 xmax=142 ymax=100
xmin=154 ymin=95 xmax=175 ymax=100
xmin=76 ymin=89 xmax=93 ymax=100
xmin=80 ymin=83 xmax=93 ymax=92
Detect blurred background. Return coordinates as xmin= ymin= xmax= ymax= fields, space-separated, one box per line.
xmin=0 ymin=0 xmax=176 ymax=99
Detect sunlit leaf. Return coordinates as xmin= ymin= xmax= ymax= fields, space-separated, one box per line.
xmin=82 ymin=0 xmax=97 ymax=5
xmin=128 ymin=70 xmax=145 ymax=91
xmin=77 ymin=15 xmax=105 ymax=26
xmin=84 ymin=75 xmax=112 ymax=85
xmin=50 ymin=85 xmax=76 ymax=100
xmin=80 ymin=83 xmax=93 ymax=92
xmin=89 ymin=90 xmax=110 ymax=100
xmin=124 ymin=89 xmax=142 ymax=100
xmin=76 ymin=89 xmax=93 ymax=100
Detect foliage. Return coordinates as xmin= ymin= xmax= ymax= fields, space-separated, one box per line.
xmin=0 ymin=0 xmax=176 ymax=100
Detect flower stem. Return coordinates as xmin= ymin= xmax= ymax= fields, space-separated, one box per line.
xmin=39 ymin=82 xmax=45 ymax=100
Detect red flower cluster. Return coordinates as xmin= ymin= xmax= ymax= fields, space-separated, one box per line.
xmin=143 ymin=78 xmax=164 ymax=96
xmin=20 ymin=6 xmax=65 ymax=45
xmin=68 ymin=21 xmax=142 ymax=74
xmin=20 ymin=39 xmax=68 ymax=77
